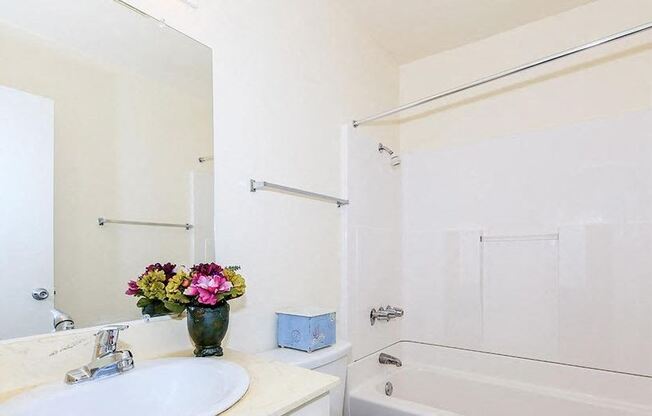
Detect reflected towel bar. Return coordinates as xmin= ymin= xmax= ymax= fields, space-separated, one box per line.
xmin=480 ymin=233 xmax=559 ymax=243
xmin=98 ymin=217 xmax=193 ymax=230
xmin=250 ymin=179 xmax=349 ymax=207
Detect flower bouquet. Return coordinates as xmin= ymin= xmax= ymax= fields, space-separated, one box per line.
xmin=125 ymin=262 xmax=178 ymax=317
xmin=126 ymin=262 xmax=246 ymax=356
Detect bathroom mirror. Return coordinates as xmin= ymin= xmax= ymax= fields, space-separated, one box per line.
xmin=0 ymin=0 xmax=213 ymax=340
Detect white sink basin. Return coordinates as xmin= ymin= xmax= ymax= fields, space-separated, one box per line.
xmin=0 ymin=358 xmax=249 ymax=416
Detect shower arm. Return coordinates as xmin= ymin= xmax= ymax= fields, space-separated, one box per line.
xmin=378 ymin=143 xmax=394 ymax=155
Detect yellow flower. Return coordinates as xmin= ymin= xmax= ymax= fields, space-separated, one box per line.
xmin=224 ymin=268 xmax=246 ymax=298
xmin=166 ymin=270 xmax=190 ymax=304
xmin=137 ymin=270 xmax=167 ymax=300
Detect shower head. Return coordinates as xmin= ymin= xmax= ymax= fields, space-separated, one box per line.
xmin=378 ymin=143 xmax=401 ymax=167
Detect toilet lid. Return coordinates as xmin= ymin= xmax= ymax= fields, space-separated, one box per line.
xmin=257 ymin=341 xmax=352 ymax=369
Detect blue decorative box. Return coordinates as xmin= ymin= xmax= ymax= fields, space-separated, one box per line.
xmin=276 ymin=308 xmax=336 ymax=352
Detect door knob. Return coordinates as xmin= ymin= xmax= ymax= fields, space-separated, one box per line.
xmin=32 ymin=288 xmax=50 ymax=300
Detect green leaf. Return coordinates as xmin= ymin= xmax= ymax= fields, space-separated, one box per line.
xmin=136 ymin=297 xmax=151 ymax=308
xmin=164 ymin=301 xmax=186 ymax=314
xmin=152 ymin=301 xmax=169 ymax=316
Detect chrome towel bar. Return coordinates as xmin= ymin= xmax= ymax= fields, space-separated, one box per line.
xmin=480 ymin=233 xmax=559 ymax=243
xmin=98 ymin=217 xmax=193 ymax=230
xmin=250 ymin=179 xmax=349 ymax=207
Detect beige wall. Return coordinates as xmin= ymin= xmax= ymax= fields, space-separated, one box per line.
xmin=0 ymin=22 xmax=213 ymax=327
xmin=125 ymin=0 xmax=400 ymax=353
xmin=399 ymin=0 xmax=652 ymax=151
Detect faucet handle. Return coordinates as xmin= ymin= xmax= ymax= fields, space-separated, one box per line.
xmin=94 ymin=324 xmax=129 ymax=358
xmin=95 ymin=324 xmax=129 ymax=335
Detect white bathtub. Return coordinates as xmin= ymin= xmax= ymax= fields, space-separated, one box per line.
xmin=347 ymin=342 xmax=652 ymax=416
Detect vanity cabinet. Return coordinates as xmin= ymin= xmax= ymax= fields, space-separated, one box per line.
xmin=284 ymin=394 xmax=330 ymax=416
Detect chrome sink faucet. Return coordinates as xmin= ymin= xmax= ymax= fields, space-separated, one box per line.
xmin=379 ymin=353 xmax=402 ymax=367
xmin=65 ymin=325 xmax=134 ymax=385
xmin=370 ymin=305 xmax=404 ymax=326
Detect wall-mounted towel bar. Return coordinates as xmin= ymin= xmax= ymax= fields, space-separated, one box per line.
xmin=98 ymin=217 xmax=193 ymax=230
xmin=250 ymin=179 xmax=349 ymax=207
xmin=480 ymin=233 xmax=558 ymax=243
xmin=198 ymin=156 xmax=213 ymax=163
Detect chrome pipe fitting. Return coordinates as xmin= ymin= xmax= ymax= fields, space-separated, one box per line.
xmin=370 ymin=305 xmax=404 ymax=326
xmin=379 ymin=353 xmax=402 ymax=367
xmin=51 ymin=309 xmax=75 ymax=331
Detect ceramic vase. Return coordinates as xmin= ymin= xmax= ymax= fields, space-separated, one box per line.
xmin=186 ymin=302 xmax=230 ymax=357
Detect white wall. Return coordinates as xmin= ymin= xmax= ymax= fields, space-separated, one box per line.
xmin=124 ymin=0 xmax=399 ymax=353
xmin=192 ymin=171 xmax=215 ymax=263
xmin=0 ymin=22 xmax=213 ymax=328
xmin=399 ymin=0 xmax=652 ymax=376
xmin=344 ymin=127 xmax=401 ymax=360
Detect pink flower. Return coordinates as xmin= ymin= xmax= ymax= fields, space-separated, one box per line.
xmin=184 ymin=274 xmax=233 ymax=306
xmin=125 ymin=280 xmax=140 ymax=296
xmin=191 ymin=263 xmax=223 ymax=276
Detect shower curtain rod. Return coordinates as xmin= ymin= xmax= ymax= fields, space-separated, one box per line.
xmin=352 ymin=21 xmax=652 ymax=128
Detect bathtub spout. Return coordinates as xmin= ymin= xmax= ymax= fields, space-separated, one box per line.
xmin=379 ymin=353 xmax=402 ymax=367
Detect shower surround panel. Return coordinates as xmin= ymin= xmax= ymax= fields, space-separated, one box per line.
xmin=401 ymin=109 xmax=652 ymax=376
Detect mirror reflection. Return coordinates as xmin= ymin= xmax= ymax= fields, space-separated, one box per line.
xmin=0 ymin=0 xmax=213 ymax=339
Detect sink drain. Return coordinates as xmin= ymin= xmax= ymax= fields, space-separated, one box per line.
xmin=385 ymin=381 xmax=393 ymax=396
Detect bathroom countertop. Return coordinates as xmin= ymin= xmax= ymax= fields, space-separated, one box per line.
xmin=0 ymin=318 xmax=338 ymax=415
xmin=166 ymin=348 xmax=340 ymax=416
xmin=0 ymin=348 xmax=339 ymax=416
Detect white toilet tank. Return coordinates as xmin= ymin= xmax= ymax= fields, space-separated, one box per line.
xmin=258 ymin=341 xmax=351 ymax=416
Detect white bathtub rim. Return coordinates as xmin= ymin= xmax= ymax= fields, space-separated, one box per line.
xmin=355 ymin=363 xmax=652 ymax=415
xmin=350 ymin=340 xmax=652 ymax=405
xmin=354 ymin=340 xmax=652 ymax=379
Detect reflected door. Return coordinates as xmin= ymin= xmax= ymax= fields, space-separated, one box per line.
xmin=0 ymin=85 xmax=54 ymax=339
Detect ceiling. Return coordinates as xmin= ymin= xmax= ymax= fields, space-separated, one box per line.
xmin=336 ymin=0 xmax=596 ymax=64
